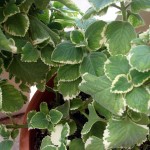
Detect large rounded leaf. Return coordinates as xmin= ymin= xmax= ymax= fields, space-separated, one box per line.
xmin=125 ymin=87 xmax=150 ymax=114
xmin=104 ymin=55 xmax=130 ymax=80
xmin=0 ymin=84 xmax=24 ymax=113
xmin=85 ymin=20 xmax=106 ymax=50
xmin=51 ymin=42 xmax=84 ymax=64
xmin=57 ymin=64 xmax=80 ymax=82
xmin=105 ymin=21 xmax=136 ymax=55
xmin=103 ymin=118 xmax=149 ymax=149
xmin=79 ymin=74 xmax=126 ymax=116
xmin=4 ymin=13 xmax=29 ymax=37
xmin=128 ymin=45 xmax=150 ymax=72
xmin=8 ymin=55 xmax=49 ymax=84
xmin=80 ymin=52 xmax=107 ymax=76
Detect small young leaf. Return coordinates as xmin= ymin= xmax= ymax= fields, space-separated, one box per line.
xmin=104 ymin=55 xmax=130 ymax=80
xmin=49 ymin=109 xmax=63 ymax=124
xmin=40 ymin=102 xmax=49 ymax=115
xmin=11 ymin=129 xmax=19 ymax=139
xmin=70 ymin=98 xmax=83 ymax=110
xmin=40 ymin=136 xmax=53 ymax=150
xmin=30 ymin=112 xmax=49 ymax=129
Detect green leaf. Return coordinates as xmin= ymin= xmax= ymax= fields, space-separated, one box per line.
xmin=125 ymin=87 xmax=150 ymax=114
xmin=27 ymin=110 xmax=36 ymax=129
xmin=51 ymin=42 xmax=84 ymax=64
xmin=111 ymin=74 xmax=133 ymax=94
xmin=3 ymin=3 xmax=20 ymax=18
xmin=30 ymin=112 xmax=49 ymax=129
xmin=70 ymin=98 xmax=83 ymax=110
xmin=58 ymin=143 xmax=67 ymax=150
xmin=105 ymin=21 xmax=136 ymax=55
xmin=58 ymin=64 xmax=80 ymax=82
xmin=129 ymin=69 xmax=150 ymax=87
xmin=68 ymin=120 xmax=77 ymax=135
xmin=82 ymin=104 xmax=100 ymax=135
xmin=70 ymin=30 xmax=84 ymax=45
xmin=56 ymin=101 xmax=70 ymax=118
xmin=80 ymin=52 xmax=107 ymax=76
xmin=0 ymin=28 xmax=17 ymax=53
xmin=103 ymin=117 xmax=149 ymax=149
xmin=0 ymin=8 xmax=6 ymax=23
xmin=131 ymin=0 xmax=150 ymax=13
xmin=0 ymin=83 xmax=24 ymax=113
xmin=40 ymin=136 xmax=53 ymax=150
xmin=128 ymin=45 xmax=150 ymax=72
xmin=8 ymin=55 xmax=49 ymax=84
xmin=58 ymin=78 xmax=82 ymax=100
xmin=85 ymin=136 xmax=104 ymax=150
xmin=40 ymin=45 xmax=59 ymax=66
xmin=4 ymin=13 xmax=29 ymax=37
xmin=42 ymin=145 xmax=57 ymax=150
xmin=34 ymin=0 xmax=50 ymax=9
xmin=128 ymin=13 xmax=144 ymax=28
xmin=79 ymin=74 xmax=126 ymax=116
xmin=21 ymin=42 xmax=39 ymax=62
xmin=0 ymin=140 xmax=13 ymax=150
xmin=37 ymin=9 xmax=51 ymax=24
xmin=51 ymin=123 xmax=70 ymax=146
xmin=53 ymin=0 xmax=81 ymax=12
xmin=0 ymin=125 xmax=11 ymax=139
xmin=85 ymin=20 xmax=106 ymax=50
xmin=49 ymin=109 xmax=63 ymax=124
xmin=11 ymin=129 xmax=19 ymax=139
xmin=104 ymin=55 xmax=130 ymax=80
xmin=40 ymin=102 xmax=49 ymax=115
xmin=69 ymin=139 xmax=84 ymax=150
xmin=19 ymin=0 xmax=34 ymax=13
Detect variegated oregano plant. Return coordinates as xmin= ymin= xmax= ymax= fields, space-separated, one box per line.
xmin=0 ymin=0 xmax=150 ymax=150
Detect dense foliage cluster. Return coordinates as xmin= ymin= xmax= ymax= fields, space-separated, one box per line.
xmin=0 ymin=0 xmax=150 ymax=149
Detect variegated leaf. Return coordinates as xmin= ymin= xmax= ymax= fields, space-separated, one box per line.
xmin=111 ymin=74 xmax=133 ymax=94
xmin=129 ymin=69 xmax=150 ymax=87
xmin=104 ymin=55 xmax=130 ymax=80
xmin=105 ymin=21 xmax=136 ymax=55
xmin=103 ymin=117 xmax=149 ymax=149
xmin=4 ymin=13 xmax=29 ymax=37
xmin=85 ymin=20 xmax=106 ymax=50
xmin=80 ymin=52 xmax=107 ymax=76
xmin=19 ymin=0 xmax=34 ymax=13
xmin=125 ymin=87 xmax=150 ymax=114
xmin=21 ymin=42 xmax=39 ymax=62
xmin=58 ymin=78 xmax=82 ymax=100
xmin=128 ymin=45 xmax=150 ymax=72
xmin=51 ymin=42 xmax=84 ymax=64
xmin=79 ymin=74 xmax=126 ymax=116
xmin=58 ymin=64 xmax=80 ymax=82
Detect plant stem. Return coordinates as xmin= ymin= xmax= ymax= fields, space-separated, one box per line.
xmin=111 ymin=4 xmax=121 ymax=10
xmin=6 ymin=124 xmax=28 ymax=129
xmin=120 ymin=2 xmax=127 ymax=21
